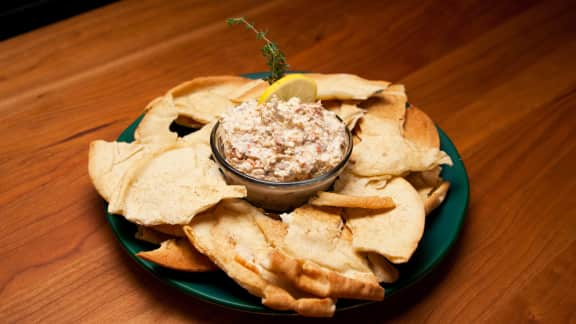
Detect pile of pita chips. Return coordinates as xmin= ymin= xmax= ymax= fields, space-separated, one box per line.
xmin=351 ymin=88 xmax=452 ymax=177
xmin=89 ymin=93 xmax=247 ymax=226
xmin=255 ymin=205 xmax=386 ymax=300
xmin=88 ymin=73 xmax=453 ymax=317
xmin=185 ymin=200 xmax=336 ymax=317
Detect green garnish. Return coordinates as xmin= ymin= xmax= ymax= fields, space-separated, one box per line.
xmin=226 ymin=17 xmax=289 ymax=84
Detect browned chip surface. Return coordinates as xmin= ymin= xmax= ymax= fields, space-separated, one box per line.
xmin=256 ymin=205 xmax=385 ymax=301
xmin=137 ymin=238 xmax=218 ymax=272
xmin=404 ymin=106 xmax=440 ymax=149
xmin=307 ymin=73 xmax=389 ymax=100
xmin=184 ymin=200 xmax=336 ymax=317
xmin=309 ymin=191 xmax=395 ymax=209
xmin=345 ymin=177 xmax=426 ymax=264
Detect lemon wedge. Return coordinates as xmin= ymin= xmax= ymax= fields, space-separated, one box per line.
xmin=258 ymin=74 xmax=317 ymax=104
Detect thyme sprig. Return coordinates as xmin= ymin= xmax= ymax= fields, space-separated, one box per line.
xmin=226 ymin=17 xmax=289 ymax=84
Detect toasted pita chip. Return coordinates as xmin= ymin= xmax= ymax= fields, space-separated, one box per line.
xmin=402 ymin=107 xmax=449 ymax=215
xmin=184 ymin=200 xmax=336 ymax=317
xmin=173 ymin=92 xmax=234 ymax=125
xmin=307 ymin=74 xmax=389 ymax=100
xmin=405 ymin=168 xmax=450 ymax=215
xmin=177 ymin=121 xmax=214 ymax=148
xmin=340 ymin=103 xmax=366 ymax=130
xmin=168 ymin=76 xmax=253 ymax=98
xmin=357 ymin=84 xmax=406 ymax=137
xmin=345 ymin=177 xmax=425 ymax=264
xmin=228 ymin=79 xmax=269 ymax=99
xmin=334 ymin=169 xmax=391 ymax=196
xmin=351 ymin=107 xmax=451 ymax=176
xmin=325 ymin=102 xmax=366 ymax=131
xmin=231 ymin=80 xmax=268 ymax=102
xmin=352 ymin=87 xmax=452 ymax=176
xmin=88 ymin=141 xmax=163 ymax=201
xmin=309 ymin=192 xmax=395 ymax=210
xmin=89 ymin=141 xmax=140 ymax=201
xmin=168 ymin=76 xmax=258 ymax=126
xmin=350 ymin=133 xmax=452 ymax=176
xmin=135 ymin=96 xmax=179 ymax=145
xmin=108 ymin=144 xmax=246 ymax=225
xmin=135 ymin=225 xmax=174 ymax=244
xmin=268 ymin=250 xmax=384 ymax=301
xmin=89 ymin=98 xmax=182 ymax=201
xmin=424 ymin=181 xmax=450 ymax=215
xmin=364 ymin=252 xmax=399 ymax=283
xmin=136 ymin=238 xmax=217 ymax=272
xmin=255 ymin=205 xmax=384 ymax=301
xmin=404 ymin=106 xmax=440 ymax=149
xmin=377 ymin=83 xmax=407 ymax=97
xmin=277 ymin=206 xmax=379 ymax=280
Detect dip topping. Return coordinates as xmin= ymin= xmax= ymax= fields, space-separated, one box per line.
xmin=219 ymin=96 xmax=347 ymax=182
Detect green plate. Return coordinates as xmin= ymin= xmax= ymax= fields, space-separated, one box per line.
xmin=106 ymin=72 xmax=470 ymax=315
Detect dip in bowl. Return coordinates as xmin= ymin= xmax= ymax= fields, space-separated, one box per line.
xmin=210 ymin=96 xmax=353 ymax=211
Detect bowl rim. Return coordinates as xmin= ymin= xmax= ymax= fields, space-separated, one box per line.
xmin=210 ymin=117 xmax=353 ymax=188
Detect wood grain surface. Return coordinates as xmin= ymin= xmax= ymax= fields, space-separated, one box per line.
xmin=1 ymin=0 xmax=575 ymax=322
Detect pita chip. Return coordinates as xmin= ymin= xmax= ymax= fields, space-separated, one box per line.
xmin=326 ymin=102 xmax=366 ymax=131
xmin=255 ymin=205 xmax=385 ymax=300
xmin=108 ymin=144 xmax=246 ymax=225
xmin=135 ymin=96 xmax=179 ymax=145
xmin=345 ymin=177 xmax=425 ymax=264
xmin=307 ymin=73 xmax=389 ymax=100
xmin=89 ymin=97 xmax=183 ymax=201
xmin=364 ymin=252 xmax=399 ymax=283
xmin=403 ymin=106 xmax=440 ymax=150
xmin=168 ymin=76 xmax=259 ymax=126
xmin=88 ymin=141 xmax=164 ymax=201
xmin=309 ymin=191 xmax=395 ymax=210
xmin=351 ymin=89 xmax=452 ymax=176
xmin=136 ymin=238 xmax=217 ymax=272
xmin=184 ymin=200 xmax=336 ymax=317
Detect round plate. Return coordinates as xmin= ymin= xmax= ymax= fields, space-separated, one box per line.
xmin=105 ymin=72 xmax=470 ymax=315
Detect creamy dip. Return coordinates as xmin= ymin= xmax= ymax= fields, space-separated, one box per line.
xmin=219 ymin=96 xmax=347 ymax=182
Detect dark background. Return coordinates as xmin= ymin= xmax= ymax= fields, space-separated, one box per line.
xmin=1 ymin=0 xmax=116 ymax=40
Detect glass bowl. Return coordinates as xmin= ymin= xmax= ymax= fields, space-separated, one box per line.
xmin=210 ymin=120 xmax=353 ymax=212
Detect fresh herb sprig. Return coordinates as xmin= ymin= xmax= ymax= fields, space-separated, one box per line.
xmin=226 ymin=17 xmax=289 ymax=84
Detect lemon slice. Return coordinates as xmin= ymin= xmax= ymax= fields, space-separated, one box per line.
xmin=258 ymin=74 xmax=317 ymax=104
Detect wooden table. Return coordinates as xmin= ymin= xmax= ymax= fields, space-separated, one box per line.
xmin=1 ymin=0 xmax=575 ymax=322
